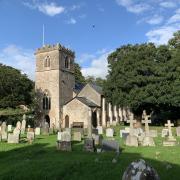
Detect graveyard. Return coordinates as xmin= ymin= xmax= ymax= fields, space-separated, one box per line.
xmin=0 ymin=119 xmax=180 ymax=180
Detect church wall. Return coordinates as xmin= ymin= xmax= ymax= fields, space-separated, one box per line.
xmin=63 ymin=99 xmax=90 ymax=129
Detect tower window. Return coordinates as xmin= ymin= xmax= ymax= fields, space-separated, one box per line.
xmin=65 ymin=56 xmax=70 ymax=69
xmin=44 ymin=56 xmax=51 ymax=68
xmin=43 ymin=93 xmax=51 ymax=110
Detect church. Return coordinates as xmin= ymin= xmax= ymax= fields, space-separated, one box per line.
xmin=35 ymin=43 xmax=129 ymax=129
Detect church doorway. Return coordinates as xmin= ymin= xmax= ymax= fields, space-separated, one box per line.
xmin=45 ymin=115 xmax=50 ymax=127
xmin=65 ymin=115 xmax=69 ymax=128
xmin=92 ymin=111 xmax=97 ymax=128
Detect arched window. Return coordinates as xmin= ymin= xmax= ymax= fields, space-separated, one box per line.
xmin=44 ymin=56 xmax=50 ymax=68
xmin=43 ymin=92 xmax=51 ymax=110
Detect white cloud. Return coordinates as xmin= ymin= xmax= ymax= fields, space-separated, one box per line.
xmin=146 ymin=24 xmax=180 ymax=45
xmin=116 ymin=0 xmax=151 ymax=14
xmin=146 ymin=15 xmax=164 ymax=25
xmin=78 ymin=53 xmax=95 ymax=64
xmin=81 ymin=50 xmax=112 ymax=79
xmin=66 ymin=18 xmax=77 ymax=25
xmin=160 ymin=1 xmax=177 ymax=8
xmin=23 ymin=1 xmax=65 ymax=16
xmin=0 ymin=45 xmax=35 ymax=80
xmin=167 ymin=9 xmax=180 ymax=24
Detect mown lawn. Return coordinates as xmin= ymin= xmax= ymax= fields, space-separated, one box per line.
xmin=0 ymin=126 xmax=180 ymax=180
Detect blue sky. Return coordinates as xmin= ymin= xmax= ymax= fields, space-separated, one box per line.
xmin=0 ymin=0 xmax=179 ymax=79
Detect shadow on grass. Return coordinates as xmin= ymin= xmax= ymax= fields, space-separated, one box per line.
xmin=0 ymin=141 xmax=179 ymax=180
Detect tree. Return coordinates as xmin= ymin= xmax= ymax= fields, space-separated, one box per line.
xmin=104 ymin=34 xmax=180 ymax=119
xmin=85 ymin=76 xmax=106 ymax=87
xmin=74 ymin=63 xmax=86 ymax=84
xmin=0 ymin=64 xmax=34 ymax=108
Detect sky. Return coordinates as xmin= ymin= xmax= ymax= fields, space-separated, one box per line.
xmin=0 ymin=0 xmax=179 ymax=80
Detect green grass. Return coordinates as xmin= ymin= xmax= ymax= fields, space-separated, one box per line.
xmin=0 ymin=126 xmax=180 ymax=180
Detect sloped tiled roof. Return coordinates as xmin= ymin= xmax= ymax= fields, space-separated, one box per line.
xmin=89 ymin=83 xmax=103 ymax=95
xmin=76 ymin=97 xmax=99 ymax=107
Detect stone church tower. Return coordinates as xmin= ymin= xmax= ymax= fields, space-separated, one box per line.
xmin=35 ymin=44 xmax=75 ymax=128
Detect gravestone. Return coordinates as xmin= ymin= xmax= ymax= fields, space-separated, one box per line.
xmin=8 ymin=133 xmax=19 ymax=143
xmin=16 ymin=121 xmax=21 ymax=131
xmin=97 ymin=126 xmax=103 ymax=135
xmin=102 ymin=140 xmax=119 ymax=153
xmin=176 ymin=127 xmax=180 ymax=137
xmin=35 ymin=127 xmax=41 ymax=135
xmin=21 ymin=115 xmax=26 ymax=134
xmin=92 ymin=134 xmax=103 ymax=145
xmin=125 ymin=114 xmax=138 ymax=147
xmin=27 ymin=132 xmax=35 ymax=141
xmin=120 ymin=130 xmax=129 ymax=139
xmin=72 ymin=131 xmax=81 ymax=142
xmin=7 ymin=125 xmax=12 ymax=132
xmin=92 ymin=128 xmax=98 ymax=135
xmin=106 ymin=128 xmax=114 ymax=137
xmin=141 ymin=112 xmax=155 ymax=146
xmin=65 ymin=128 xmax=71 ymax=134
xmin=122 ymin=159 xmax=160 ymax=180
xmin=161 ymin=129 xmax=168 ymax=137
xmin=57 ymin=131 xmax=71 ymax=142
xmin=13 ymin=128 xmax=20 ymax=135
xmin=163 ymin=120 xmax=177 ymax=146
xmin=125 ymin=127 xmax=130 ymax=132
xmin=84 ymin=138 xmax=95 ymax=152
xmin=1 ymin=131 xmax=8 ymax=141
xmin=41 ymin=122 xmax=49 ymax=135
xmin=57 ymin=141 xmax=71 ymax=151
xmin=57 ymin=131 xmax=71 ymax=151
xmin=1 ymin=122 xmax=7 ymax=132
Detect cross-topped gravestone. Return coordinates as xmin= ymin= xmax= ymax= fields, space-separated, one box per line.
xmin=127 ymin=114 xmax=137 ymax=136
xmin=165 ymin=120 xmax=174 ymax=138
xmin=142 ymin=113 xmax=151 ymax=135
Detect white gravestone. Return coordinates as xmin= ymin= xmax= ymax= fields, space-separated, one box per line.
xmin=7 ymin=125 xmax=12 ymax=132
xmin=27 ymin=132 xmax=35 ymax=141
xmin=106 ymin=128 xmax=114 ymax=137
xmin=8 ymin=133 xmax=19 ymax=143
xmin=97 ymin=126 xmax=103 ymax=135
xmin=176 ymin=127 xmax=180 ymax=137
xmin=21 ymin=118 xmax=26 ymax=134
xmin=161 ymin=129 xmax=168 ymax=137
xmin=35 ymin=127 xmax=41 ymax=135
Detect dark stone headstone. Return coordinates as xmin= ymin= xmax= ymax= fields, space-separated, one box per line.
xmin=102 ymin=140 xmax=119 ymax=153
xmin=84 ymin=138 xmax=95 ymax=152
xmin=122 ymin=132 xmax=129 ymax=139
xmin=122 ymin=159 xmax=160 ymax=180
xmin=57 ymin=141 xmax=71 ymax=151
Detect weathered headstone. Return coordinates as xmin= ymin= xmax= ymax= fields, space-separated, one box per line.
xmin=57 ymin=131 xmax=72 ymax=151
xmin=122 ymin=159 xmax=160 ymax=180
xmin=35 ymin=127 xmax=41 ymax=135
xmin=8 ymin=133 xmax=19 ymax=143
xmin=72 ymin=131 xmax=81 ymax=142
xmin=106 ymin=128 xmax=114 ymax=137
xmin=163 ymin=120 xmax=176 ymax=146
xmin=120 ymin=130 xmax=129 ymax=139
xmin=102 ymin=140 xmax=119 ymax=153
xmin=7 ymin=125 xmax=12 ymax=132
xmin=21 ymin=115 xmax=26 ymax=134
xmin=125 ymin=114 xmax=138 ymax=147
xmin=161 ymin=129 xmax=168 ymax=137
xmin=1 ymin=131 xmax=8 ymax=141
xmin=84 ymin=138 xmax=95 ymax=152
xmin=16 ymin=121 xmax=21 ymax=131
xmin=13 ymin=128 xmax=20 ymax=135
xmin=176 ymin=127 xmax=180 ymax=137
xmin=141 ymin=111 xmax=155 ymax=146
xmin=41 ymin=122 xmax=49 ymax=135
xmin=27 ymin=132 xmax=35 ymax=143
xmin=1 ymin=122 xmax=7 ymax=132
xmin=97 ymin=126 xmax=103 ymax=135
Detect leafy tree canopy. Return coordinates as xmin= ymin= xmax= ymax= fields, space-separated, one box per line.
xmin=104 ymin=31 xmax=180 ymax=117
xmin=0 ymin=64 xmax=34 ymax=108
